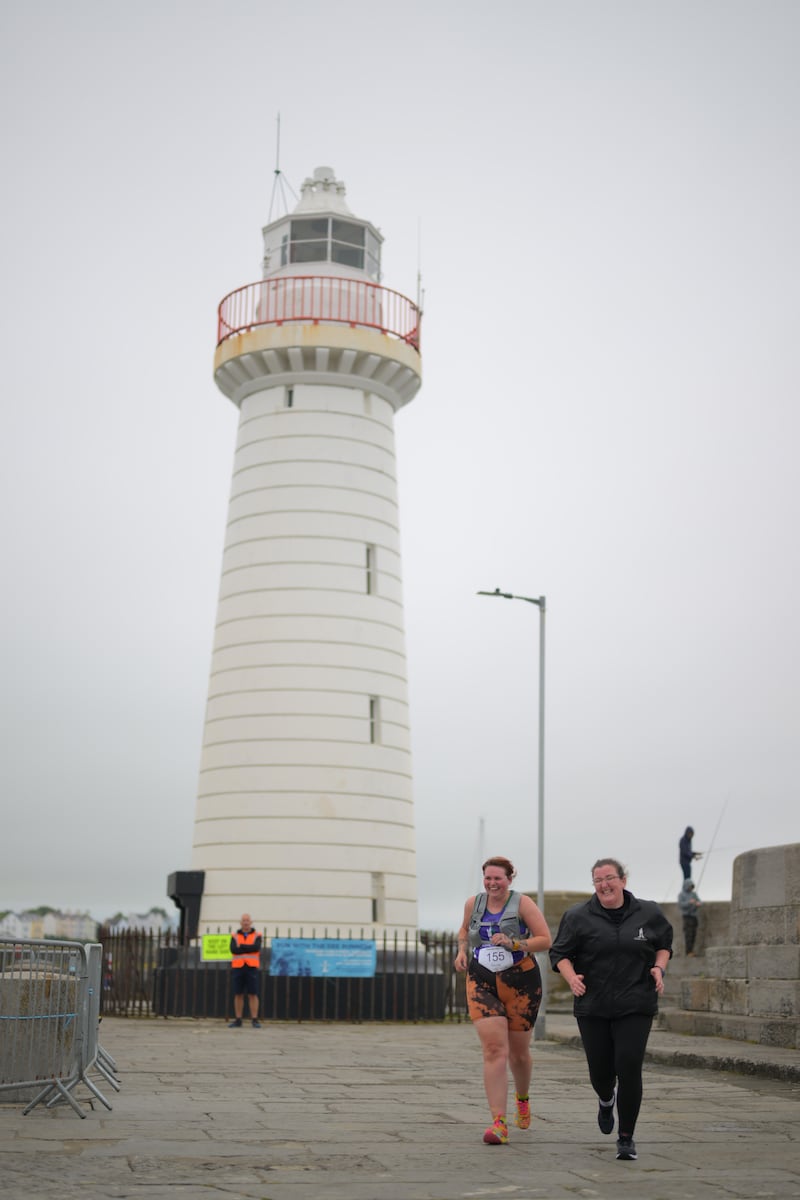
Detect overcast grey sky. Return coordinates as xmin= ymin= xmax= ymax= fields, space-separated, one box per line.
xmin=1 ymin=1 xmax=797 ymax=929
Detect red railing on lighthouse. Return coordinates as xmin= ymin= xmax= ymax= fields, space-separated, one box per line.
xmin=217 ymin=275 xmax=421 ymax=351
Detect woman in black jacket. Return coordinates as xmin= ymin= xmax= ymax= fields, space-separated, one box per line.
xmin=550 ymin=858 xmax=672 ymax=1162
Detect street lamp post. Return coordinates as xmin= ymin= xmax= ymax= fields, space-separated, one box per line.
xmin=477 ymin=587 xmax=548 ymax=1040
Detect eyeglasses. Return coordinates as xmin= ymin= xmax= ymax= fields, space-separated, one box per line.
xmin=592 ymin=875 xmax=621 ymax=886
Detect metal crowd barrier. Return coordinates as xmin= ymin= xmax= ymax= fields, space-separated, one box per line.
xmin=0 ymin=938 xmax=120 ymax=1118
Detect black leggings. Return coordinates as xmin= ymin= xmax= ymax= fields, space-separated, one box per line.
xmin=576 ymin=1013 xmax=653 ymax=1138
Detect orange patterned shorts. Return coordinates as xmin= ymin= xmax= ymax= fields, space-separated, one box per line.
xmin=467 ymin=956 xmax=543 ymax=1031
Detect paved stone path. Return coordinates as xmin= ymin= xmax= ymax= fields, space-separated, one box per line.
xmin=1 ymin=1016 xmax=798 ymax=1199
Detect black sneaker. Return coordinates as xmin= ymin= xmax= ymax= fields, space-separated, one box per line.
xmin=228 ymin=1018 xmax=242 ymax=1028
xmin=598 ymin=1099 xmax=615 ymax=1135
xmin=251 ymin=1019 xmax=261 ymax=1028
xmin=616 ymin=1137 xmax=637 ymax=1160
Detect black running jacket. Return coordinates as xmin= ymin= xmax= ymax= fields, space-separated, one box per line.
xmin=549 ymin=891 xmax=673 ymax=1019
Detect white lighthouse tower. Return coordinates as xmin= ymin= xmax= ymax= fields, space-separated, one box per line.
xmin=190 ymin=167 xmax=422 ymax=936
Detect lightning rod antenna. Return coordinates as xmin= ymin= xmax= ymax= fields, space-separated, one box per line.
xmin=268 ymin=112 xmax=298 ymax=223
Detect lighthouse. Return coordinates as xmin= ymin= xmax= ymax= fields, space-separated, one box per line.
xmin=189 ymin=167 xmax=422 ymax=936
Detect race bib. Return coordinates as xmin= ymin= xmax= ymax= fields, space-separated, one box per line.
xmin=476 ymin=945 xmax=515 ymax=972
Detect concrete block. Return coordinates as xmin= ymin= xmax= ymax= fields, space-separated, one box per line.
xmin=663 ymin=961 xmax=703 ymax=1006
xmin=661 ymin=976 xmax=682 ymax=1004
xmin=658 ymin=1005 xmax=798 ymax=1047
xmin=708 ymin=978 xmax=748 ymax=1014
xmin=693 ymin=1011 xmax=747 ymax=1039
xmin=656 ymin=1007 xmax=705 ymax=1035
xmin=748 ymin=980 xmax=800 ymax=1019
xmin=748 ymin=944 xmax=800 ymax=979
xmin=681 ymin=978 xmax=712 ymax=1011
xmin=758 ymin=1019 xmax=800 ymax=1049
xmin=730 ymin=906 xmax=798 ymax=946
xmin=732 ymin=843 xmax=800 ymax=909
xmin=706 ymin=946 xmax=748 ymax=978
xmin=712 ymin=1013 xmax=798 ymax=1048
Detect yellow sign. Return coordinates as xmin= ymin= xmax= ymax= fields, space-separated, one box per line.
xmin=201 ymin=934 xmax=233 ymax=962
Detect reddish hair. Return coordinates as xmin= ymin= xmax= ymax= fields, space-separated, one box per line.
xmin=482 ymin=856 xmax=516 ymax=880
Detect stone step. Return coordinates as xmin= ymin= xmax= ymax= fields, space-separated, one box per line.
xmin=678 ymin=974 xmax=799 ymax=1018
xmin=657 ymin=1005 xmax=799 ymax=1049
xmin=666 ymin=952 xmax=708 ymax=974
xmin=662 ymin=954 xmax=706 ymax=1005
xmin=706 ymin=944 xmax=800 ymax=979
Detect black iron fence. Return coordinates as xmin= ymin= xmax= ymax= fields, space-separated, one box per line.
xmin=97 ymin=928 xmax=465 ymax=1022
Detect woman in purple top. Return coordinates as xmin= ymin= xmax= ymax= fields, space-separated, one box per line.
xmin=455 ymin=856 xmax=551 ymax=1145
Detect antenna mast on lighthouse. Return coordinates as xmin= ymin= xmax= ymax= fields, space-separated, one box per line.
xmin=267 ymin=113 xmax=298 ymax=222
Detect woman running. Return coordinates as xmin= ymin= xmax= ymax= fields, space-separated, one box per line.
xmin=454 ymin=856 xmax=552 ymax=1145
xmin=550 ymin=857 xmax=673 ymax=1161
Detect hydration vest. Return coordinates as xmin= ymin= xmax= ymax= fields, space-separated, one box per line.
xmin=468 ymin=890 xmax=526 ymax=951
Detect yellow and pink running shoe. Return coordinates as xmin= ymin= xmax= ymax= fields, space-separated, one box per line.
xmin=483 ymin=1116 xmax=509 ymax=1144
xmin=514 ymin=1094 xmax=531 ymax=1129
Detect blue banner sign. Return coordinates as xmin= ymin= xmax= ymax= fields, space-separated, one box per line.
xmin=270 ymin=938 xmax=377 ymax=978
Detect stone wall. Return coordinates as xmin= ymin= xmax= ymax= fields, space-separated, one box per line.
xmin=541 ymin=891 xmax=732 ymax=1004
xmin=660 ymin=843 xmax=799 ymax=1048
xmin=730 ymin=843 xmax=800 ymax=946
xmin=663 ymin=899 xmax=730 ymax=957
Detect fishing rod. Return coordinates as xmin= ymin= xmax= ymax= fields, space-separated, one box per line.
xmin=696 ymin=796 xmax=729 ymax=888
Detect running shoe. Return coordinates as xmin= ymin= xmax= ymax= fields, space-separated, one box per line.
xmin=514 ymin=1095 xmax=531 ymax=1130
xmin=597 ymin=1096 xmax=615 ymax=1135
xmin=616 ymin=1136 xmax=637 ymax=1160
xmin=483 ymin=1117 xmax=509 ymax=1145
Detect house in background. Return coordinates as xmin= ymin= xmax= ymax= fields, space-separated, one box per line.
xmin=104 ymin=908 xmax=175 ymax=934
xmin=0 ymin=909 xmax=98 ymax=940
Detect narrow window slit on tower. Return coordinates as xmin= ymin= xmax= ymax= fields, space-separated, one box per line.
xmin=365 ymin=544 xmax=376 ymax=594
xmin=371 ymin=872 xmax=386 ymax=924
xmin=369 ymin=696 xmax=381 ymax=744
xmin=286 ymin=386 xmax=294 ymax=408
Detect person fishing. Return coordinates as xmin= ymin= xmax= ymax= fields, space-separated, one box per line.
xmin=679 ymin=827 xmax=702 ymax=880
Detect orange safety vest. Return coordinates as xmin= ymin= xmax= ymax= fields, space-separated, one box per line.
xmin=231 ymin=930 xmax=260 ymax=969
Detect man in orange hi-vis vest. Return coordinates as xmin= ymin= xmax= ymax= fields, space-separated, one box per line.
xmin=228 ymin=913 xmax=262 ymax=1028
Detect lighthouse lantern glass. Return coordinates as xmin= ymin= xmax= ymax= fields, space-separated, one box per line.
xmin=276 ymin=216 xmax=380 ymax=280
xmin=331 ymin=219 xmax=365 ymax=269
xmin=366 ymin=230 xmax=380 ymax=280
xmin=289 ymin=217 xmax=328 ymax=263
